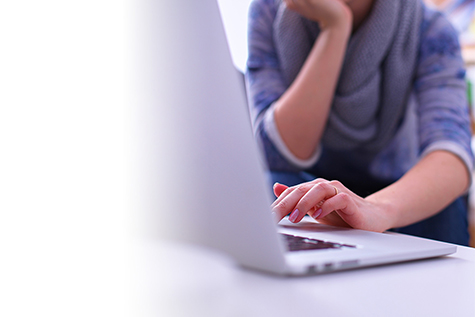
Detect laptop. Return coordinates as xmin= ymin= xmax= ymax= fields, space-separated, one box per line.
xmin=133 ymin=0 xmax=456 ymax=275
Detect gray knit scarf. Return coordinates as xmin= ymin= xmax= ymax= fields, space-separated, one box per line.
xmin=273 ymin=0 xmax=423 ymax=152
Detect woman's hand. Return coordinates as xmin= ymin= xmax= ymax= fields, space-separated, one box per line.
xmin=283 ymin=0 xmax=353 ymax=29
xmin=271 ymin=179 xmax=393 ymax=232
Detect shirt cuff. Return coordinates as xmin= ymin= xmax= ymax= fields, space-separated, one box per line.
xmin=420 ymin=140 xmax=473 ymax=188
xmin=263 ymin=103 xmax=321 ymax=169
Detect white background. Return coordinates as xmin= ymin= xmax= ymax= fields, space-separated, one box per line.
xmin=0 ymin=1 xmax=127 ymax=315
xmin=0 ymin=1 xmax=253 ymax=315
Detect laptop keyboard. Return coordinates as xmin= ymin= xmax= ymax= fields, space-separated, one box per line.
xmin=282 ymin=233 xmax=356 ymax=252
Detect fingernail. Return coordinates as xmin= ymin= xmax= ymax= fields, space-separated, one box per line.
xmin=289 ymin=209 xmax=300 ymax=223
xmin=313 ymin=208 xmax=322 ymax=219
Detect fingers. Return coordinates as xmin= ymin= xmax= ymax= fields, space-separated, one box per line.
xmin=271 ymin=183 xmax=314 ymax=221
xmin=291 ymin=181 xmax=342 ymax=222
xmin=271 ymin=179 xmax=337 ymax=223
xmin=271 ymin=178 xmax=327 ymax=209
xmin=273 ymin=182 xmax=288 ymax=197
xmin=312 ymin=183 xmax=358 ymax=222
xmin=271 ymin=179 xmax=373 ymax=230
xmin=283 ymin=0 xmax=353 ymax=30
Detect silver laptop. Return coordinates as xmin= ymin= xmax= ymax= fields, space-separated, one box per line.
xmin=133 ymin=0 xmax=456 ymax=275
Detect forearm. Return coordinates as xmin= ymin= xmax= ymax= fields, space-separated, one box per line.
xmin=273 ymin=22 xmax=351 ymax=160
xmin=366 ymin=150 xmax=470 ymax=230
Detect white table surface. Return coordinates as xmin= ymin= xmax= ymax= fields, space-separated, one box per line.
xmin=131 ymin=238 xmax=475 ymax=317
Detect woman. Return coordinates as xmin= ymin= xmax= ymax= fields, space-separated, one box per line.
xmin=246 ymin=0 xmax=473 ymax=245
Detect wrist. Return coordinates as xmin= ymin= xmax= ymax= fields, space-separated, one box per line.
xmin=365 ymin=194 xmax=398 ymax=232
xmin=320 ymin=21 xmax=352 ymax=43
xmin=320 ymin=5 xmax=353 ymax=31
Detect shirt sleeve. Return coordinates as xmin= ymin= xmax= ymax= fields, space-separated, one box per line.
xmin=245 ymin=0 xmax=320 ymax=171
xmin=414 ymin=9 xmax=474 ymax=184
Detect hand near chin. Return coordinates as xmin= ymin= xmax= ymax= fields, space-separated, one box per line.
xmin=283 ymin=0 xmax=353 ymax=29
xmin=271 ymin=179 xmax=391 ymax=233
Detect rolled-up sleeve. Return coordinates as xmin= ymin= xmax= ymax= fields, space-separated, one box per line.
xmin=415 ymin=11 xmax=474 ymax=181
xmin=246 ymin=0 xmax=320 ymax=171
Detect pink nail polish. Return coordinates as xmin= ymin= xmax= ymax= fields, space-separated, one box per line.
xmin=289 ymin=209 xmax=299 ymax=222
xmin=313 ymin=208 xmax=322 ymax=219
